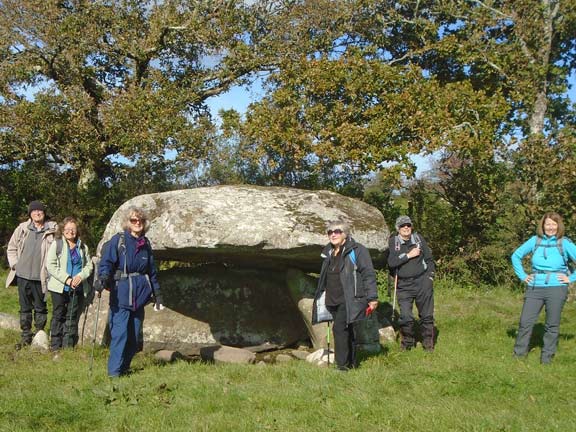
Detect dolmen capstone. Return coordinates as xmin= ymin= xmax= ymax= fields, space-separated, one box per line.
xmin=80 ymin=185 xmax=390 ymax=358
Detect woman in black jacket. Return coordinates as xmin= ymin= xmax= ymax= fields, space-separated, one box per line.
xmin=312 ymin=220 xmax=378 ymax=371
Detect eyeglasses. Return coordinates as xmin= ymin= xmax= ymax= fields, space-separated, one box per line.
xmin=327 ymin=229 xmax=343 ymax=235
xmin=129 ymin=218 xmax=143 ymax=225
xmin=399 ymin=223 xmax=412 ymax=228
xmin=63 ymin=229 xmax=77 ymax=234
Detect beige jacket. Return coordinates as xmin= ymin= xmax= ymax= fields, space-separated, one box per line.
xmin=5 ymin=219 xmax=58 ymax=291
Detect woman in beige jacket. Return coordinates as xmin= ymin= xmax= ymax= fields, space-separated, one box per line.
xmin=45 ymin=217 xmax=93 ymax=351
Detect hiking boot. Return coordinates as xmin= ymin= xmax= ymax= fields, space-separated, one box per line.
xmin=422 ymin=339 xmax=435 ymax=352
xmin=15 ymin=338 xmax=32 ymax=351
xmin=399 ymin=324 xmax=415 ymax=352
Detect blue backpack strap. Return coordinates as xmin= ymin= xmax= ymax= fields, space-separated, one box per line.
xmin=349 ymin=249 xmax=357 ymax=267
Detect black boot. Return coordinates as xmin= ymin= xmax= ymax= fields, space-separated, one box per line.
xmin=19 ymin=312 xmax=33 ymax=347
xmin=421 ymin=321 xmax=435 ymax=352
xmin=400 ymin=323 xmax=415 ymax=351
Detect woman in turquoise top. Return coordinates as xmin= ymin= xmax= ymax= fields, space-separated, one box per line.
xmin=45 ymin=217 xmax=93 ymax=352
xmin=511 ymin=212 xmax=576 ymax=364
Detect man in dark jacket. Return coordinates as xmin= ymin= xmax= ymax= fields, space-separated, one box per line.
xmin=312 ymin=220 xmax=379 ymax=371
xmin=387 ymin=215 xmax=435 ymax=351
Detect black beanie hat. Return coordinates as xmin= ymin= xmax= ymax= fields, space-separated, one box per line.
xmin=28 ymin=200 xmax=46 ymax=216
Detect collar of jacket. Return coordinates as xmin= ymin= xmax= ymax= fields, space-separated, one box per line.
xmin=321 ymin=236 xmax=357 ymax=258
xmin=25 ymin=219 xmax=57 ymax=234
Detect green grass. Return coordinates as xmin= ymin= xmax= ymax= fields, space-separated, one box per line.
xmin=1 ymin=279 xmax=575 ymax=431
xmin=0 ymin=269 xmax=19 ymax=314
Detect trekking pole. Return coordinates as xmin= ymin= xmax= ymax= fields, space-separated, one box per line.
xmin=67 ymin=288 xmax=76 ymax=350
xmin=326 ymin=321 xmax=331 ymax=368
xmin=89 ymin=293 xmax=102 ymax=376
xmin=392 ymin=273 xmax=398 ymax=318
xmin=80 ymin=299 xmax=89 ymax=346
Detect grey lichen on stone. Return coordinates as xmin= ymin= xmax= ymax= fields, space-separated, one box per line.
xmin=99 ymin=185 xmax=389 ymax=271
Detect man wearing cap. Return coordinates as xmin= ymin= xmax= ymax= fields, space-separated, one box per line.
xmin=6 ymin=201 xmax=57 ymax=348
xmin=387 ymin=215 xmax=436 ymax=351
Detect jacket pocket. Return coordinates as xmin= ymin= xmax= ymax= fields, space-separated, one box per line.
xmin=353 ymin=276 xmax=366 ymax=298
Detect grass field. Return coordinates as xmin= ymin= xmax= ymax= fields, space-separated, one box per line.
xmin=1 ymin=277 xmax=575 ymax=431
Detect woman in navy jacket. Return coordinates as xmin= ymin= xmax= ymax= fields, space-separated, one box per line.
xmin=511 ymin=212 xmax=576 ymax=364
xmin=97 ymin=207 xmax=163 ymax=377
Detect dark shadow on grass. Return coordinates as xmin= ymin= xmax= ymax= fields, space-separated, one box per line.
xmin=357 ymin=344 xmax=390 ymax=366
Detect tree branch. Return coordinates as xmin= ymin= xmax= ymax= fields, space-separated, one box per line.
xmin=471 ymin=0 xmax=508 ymax=18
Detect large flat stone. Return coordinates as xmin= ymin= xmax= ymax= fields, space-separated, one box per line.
xmin=99 ymin=185 xmax=389 ymax=270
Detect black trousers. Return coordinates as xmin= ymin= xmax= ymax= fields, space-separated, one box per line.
xmin=327 ymin=303 xmax=356 ymax=369
xmin=397 ymin=272 xmax=435 ymax=349
xmin=17 ymin=277 xmax=48 ymax=343
xmin=50 ymin=289 xmax=84 ymax=350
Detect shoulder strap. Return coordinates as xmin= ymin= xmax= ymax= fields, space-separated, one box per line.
xmin=533 ymin=236 xmax=568 ymax=263
xmin=532 ymin=236 xmax=542 ymax=253
xmin=557 ymin=237 xmax=574 ymax=267
xmin=117 ymin=232 xmax=125 ymax=254
xmin=412 ymin=233 xmax=422 ymax=245
xmin=56 ymin=238 xmax=64 ymax=257
xmin=394 ymin=235 xmax=401 ymax=251
xmin=558 ymin=239 xmax=565 ymax=263
xmin=80 ymin=242 xmax=89 ymax=263
xmin=116 ymin=232 xmax=128 ymax=277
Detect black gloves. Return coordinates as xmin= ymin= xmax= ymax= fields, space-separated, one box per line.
xmin=93 ymin=278 xmax=106 ymax=293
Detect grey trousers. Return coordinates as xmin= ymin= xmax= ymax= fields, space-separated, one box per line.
xmin=514 ymin=286 xmax=568 ymax=363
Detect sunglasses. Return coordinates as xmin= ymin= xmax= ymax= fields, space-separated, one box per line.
xmin=129 ymin=218 xmax=143 ymax=225
xmin=399 ymin=223 xmax=412 ymax=228
xmin=327 ymin=229 xmax=343 ymax=235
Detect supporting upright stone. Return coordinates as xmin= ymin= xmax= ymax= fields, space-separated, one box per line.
xmin=285 ymin=269 xmax=329 ymax=350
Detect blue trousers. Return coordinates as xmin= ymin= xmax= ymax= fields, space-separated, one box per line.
xmin=108 ymin=305 xmax=145 ymax=377
xmin=514 ymin=286 xmax=568 ymax=363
